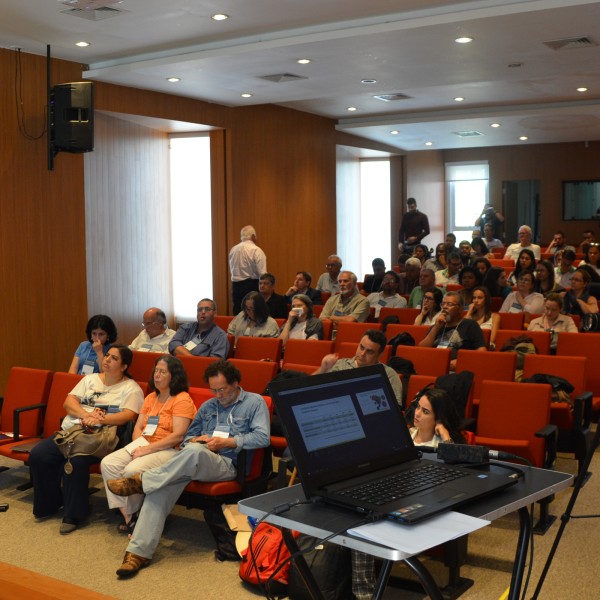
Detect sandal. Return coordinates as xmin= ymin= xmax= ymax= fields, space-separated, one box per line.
xmin=117 ymin=511 xmax=139 ymax=535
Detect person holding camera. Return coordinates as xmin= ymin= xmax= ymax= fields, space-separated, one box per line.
xmin=475 ymin=203 xmax=504 ymax=238
xmin=278 ymin=294 xmax=324 ymax=347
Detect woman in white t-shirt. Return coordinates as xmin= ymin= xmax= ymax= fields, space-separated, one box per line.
xmin=29 ymin=344 xmax=144 ymax=535
xmin=500 ymin=270 xmax=544 ymax=314
xmin=279 ymin=294 xmax=324 ymax=347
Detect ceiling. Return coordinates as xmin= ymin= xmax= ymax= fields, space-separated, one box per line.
xmin=4 ymin=0 xmax=600 ymax=151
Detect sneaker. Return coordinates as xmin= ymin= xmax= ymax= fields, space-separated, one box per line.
xmin=116 ymin=551 xmax=151 ymax=577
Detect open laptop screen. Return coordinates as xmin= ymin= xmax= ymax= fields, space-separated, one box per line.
xmin=269 ymin=364 xmax=418 ymax=491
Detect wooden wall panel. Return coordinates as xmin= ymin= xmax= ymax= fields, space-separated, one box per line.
xmin=84 ymin=113 xmax=172 ymax=345
xmin=0 ymin=49 xmax=88 ymax=392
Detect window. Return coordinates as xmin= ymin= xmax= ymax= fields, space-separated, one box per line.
xmin=446 ymin=162 xmax=489 ymax=242
xmin=169 ymin=134 xmax=212 ymax=320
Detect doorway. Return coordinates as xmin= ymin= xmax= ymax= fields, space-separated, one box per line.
xmin=502 ymin=180 xmax=541 ymax=244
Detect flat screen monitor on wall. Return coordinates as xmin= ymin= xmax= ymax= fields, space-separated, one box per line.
xmin=563 ymin=180 xmax=600 ymax=220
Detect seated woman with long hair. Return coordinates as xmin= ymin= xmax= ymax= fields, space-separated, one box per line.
xmin=279 ymin=294 xmax=324 ymax=347
xmin=412 ymin=243 xmax=431 ymax=265
xmin=507 ymin=249 xmax=536 ymax=286
xmin=483 ymin=266 xmax=512 ymax=299
xmin=470 ymin=237 xmax=493 ymax=260
xmin=472 ymin=257 xmax=492 ymax=280
xmin=465 ymin=286 xmax=500 ymax=348
xmin=409 ymin=388 xmax=466 ymax=447
xmin=562 ymin=268 xmax=599 ymax=317
xmin=227 ymin=291 xmax=280 ymax=346
xmin=580 ymin=242 xmax=600 ymax=276
xmin=414 ymin=287 xmax=443 ymax=326
xmin=101 ymin=355 xmax=196 ymax=534
xmin=534 ymin=260 xmax=564 ymax=297
xmin=68 ymin=314 xmax=118 ymax=375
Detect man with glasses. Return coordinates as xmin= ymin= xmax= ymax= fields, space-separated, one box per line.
xmin=366 ymin=270 xmax=407 ymax=318
xmin=419 ymin=291 xmax=486 ymax=369
xmin=503 ymin=225 xmax=541 ymax=262
xmin=435 ymin=252 xmax=462 ymax=286
xmin=129 ymin=307 xmax=175 ymax=353
xmin=408 ymin=268 xmax=437 ymax=308
xmin=315 ymin=254 xmax=342 ymax=294
xmin=107 ymin=360 xmax=270 ymax=575
xmin=258 ymin=272 xmax=289 ymax=319
xmin=169 ymin=298 xmax=229 ymax=358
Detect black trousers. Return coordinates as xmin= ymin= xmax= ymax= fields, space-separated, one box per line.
xmin=231 ymin=278 xmax=259 ymax=315
xmin=29 ymin=434 xmax=100 ymax=521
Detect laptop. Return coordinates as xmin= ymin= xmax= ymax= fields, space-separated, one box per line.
xmin=269 ymin=364 xmax=517 ymax=524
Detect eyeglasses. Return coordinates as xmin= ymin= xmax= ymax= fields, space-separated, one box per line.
xmin=142 ymin=321 xmax=160 ymax=327
xmin=197 ymin=307 xmax=214 ymax=312
xmin=326 ymin=263 xmax=340 ymax=268
xmin=209 ymin=386 xmax=230 ymax=395
xmin=423 ymin=295 xmax=435 ymax=301
xmin=570 ymin=277 xmax=585 ymax=283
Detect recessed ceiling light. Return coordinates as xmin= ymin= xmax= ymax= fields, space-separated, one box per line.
xmin=455 ymin=37 xmax=473 ymax=44
xmin=297 ymin=59 xmax=311 ymax=65
xmin=75 ymin=41 xmax=90 ymax=47
xmin=577 ymin=87 xmax=588 ymax=92
xmin=390 ymin=130 xmax=399 ymax=135
xmin=425 ymin=141 xmax=433 ymax=146
xmin=454 ymin=97 xmax=465 ymax=102
xmin=361 ymin=79 xmax=377 ymax=84
xmin=347 ymin=107 xmax=357 ymax=112
xmin=166 ymin=77 xmax=180 ymax=83
xmin=211 ymin=13 xmax=229 ymax=21
xmin=519 ymin=136 xmax=528 ymax=141
xmin=241 ymin=93 xmax=253 ymax=98
xmin=490 ymin=123 xmax=501 ymax=128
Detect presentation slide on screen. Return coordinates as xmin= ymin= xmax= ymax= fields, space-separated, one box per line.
xmin=356 ymin=388 xmax=390 ymax=415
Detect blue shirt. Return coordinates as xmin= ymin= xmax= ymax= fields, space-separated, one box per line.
xmin=169 ymin=322 xmax=229 ymax=358
xmin=73 ymin=340 xmax=110 ymax=374
xmin=182 ymin=389 xmax=270 ymax=466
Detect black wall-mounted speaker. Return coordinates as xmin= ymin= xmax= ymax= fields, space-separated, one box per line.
xmin=51 ymin=82 xmax=94 ymax=153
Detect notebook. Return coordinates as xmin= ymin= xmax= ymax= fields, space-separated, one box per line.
xmin=269 ymin=364 xmax=517 ymax=524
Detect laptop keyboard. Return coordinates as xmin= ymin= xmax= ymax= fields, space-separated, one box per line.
xmin=337 ymin=462 xmax=469 ymax=506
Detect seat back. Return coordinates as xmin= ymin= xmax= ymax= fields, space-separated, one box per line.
xmin=229 ymin=359 xmax=278 ymax=394
xmin=178 ymin=355 xmax=220 ymax=388
xmin=336 ymin=342 xmax=391 ymax=364
xmin=556 ymin=333 xmax=600 ymax=398
xmin=42 ymin=372 xmax=84 ymax=437
xmin=320 ymin=292 xmax=331 ymax=305
xmin=1 ymin=367 xmax=53 ymax=438
xmin=129 ymin=351 xmax=164 ymax=383
xmin=475 ymin=380 xmax=552 ymax=467
xmin=234 ymin=337 xmax=282 ymax=362
xmin=333 ymin=322 xmax=382 ymax=350
xmin=498 ymin=312 xmax=525 ymax=330
xmin=214 ymin=315 xmax=234 ymax=331
xmin=188 ymin=386 xmax=214 ymax=408
xmin=395 ymin=346 xmax=451 ymax=377
xmin=283 ymin=339 xmax=334 ymax=367
xmin=455 ymin=350 xmax=516 ymax=417
xmin=404 ymin=375 xmax=437 ymax=410
xmin=378 ymin=307 xmax=421 ymax=324
xmin=278 ymin=363 xmax=316 ymax=375
xmin=494 ymin=329 xmax=551 ymax=355
xmin=384 ymin=324 xmax=430 ymax=345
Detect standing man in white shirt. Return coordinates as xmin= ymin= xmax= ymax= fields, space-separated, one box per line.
xmin=129 ymin=308 xmax=176 ymax=353
xmin=229 ymin=225 xmax=267 ymax=315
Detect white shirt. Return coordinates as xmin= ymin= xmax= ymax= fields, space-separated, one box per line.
xmin=129 ymin=328 xmax=176 ymax=353
xmin=500 ymin=291 xmax=544 ymax=314
xmin=316 ymin=272 xmax=340 ymax=294
xmin=554 ymin=267 xmax=575 ymax=289
xmin=504 ymin=243 xmax=541 ymax=262
xmin=435 ymin=269 xmax=459 ymax=286
xmin=483 ymin=237 xmax=503 ymax=249
xmin=366 ymin=292 xmax=407 ymax=318
xmin=229 ymin=239 xmax=267 ymax=281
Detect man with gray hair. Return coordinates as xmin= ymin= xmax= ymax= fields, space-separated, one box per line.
xmin=315 ymin=254 xmax=342 ymax=294
xmin=503 ymin=225 xmax=541 ymax=262
xmin=169 ymin=299 xmax=229 ymax=358
xmin=320 ymin=271 xmax=370 ymax=324
xmin=229 ymin=225 xmax=267 ymax=314
xmin=129 ymin=307 xmax=175 ymax=353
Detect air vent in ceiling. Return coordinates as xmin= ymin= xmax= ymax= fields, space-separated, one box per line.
xmin=373 ymin=93 xmax=412 ymax=102
xmin=61 ymin=1 xmax=127 ymax=20
xmin=259 ymin=73 xmax=308 ymax=83
xmin=543 ymin=36 xmax=597 ymax=51
xmin=453 ymin=130 xmax=484 ymax=138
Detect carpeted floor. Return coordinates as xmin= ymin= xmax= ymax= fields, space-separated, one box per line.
xmin=1 ymin=450 xmax=599 ymax=600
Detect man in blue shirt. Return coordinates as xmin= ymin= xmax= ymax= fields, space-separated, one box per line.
xmin=108 ymin=359 xmax=270 ymax=577
xmin=169 ymin=298 xmax=229 ymax=358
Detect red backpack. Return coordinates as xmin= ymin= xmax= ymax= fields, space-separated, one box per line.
xmin=239 ymin=523 xmax=297 ymax=594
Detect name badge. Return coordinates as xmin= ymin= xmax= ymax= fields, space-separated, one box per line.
xmin=139 ymin=343 xmax=153 ymax=352
xmin=143 ymin=415 xmax=159 ymax=436
xmin=334 ymin=310 xmax=345 ymax=316
xmin=184 ymin=335 xmax=201 ymax=351
xmin=511 ymin=302 xmax=522 ymax=311
xmin=81 ymin=360 xmax=95 ymax=375
xmin=377 ymin=299 xmax=386 ymax=307
xmin=212 ymin=425 xmax=230 ymax=439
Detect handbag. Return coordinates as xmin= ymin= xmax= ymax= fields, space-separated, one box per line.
xmin=54 ymin=424 xmax=119 ymax=473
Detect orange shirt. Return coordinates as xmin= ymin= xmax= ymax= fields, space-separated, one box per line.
xmin=139 ymin=391 xmax=196 ymax=444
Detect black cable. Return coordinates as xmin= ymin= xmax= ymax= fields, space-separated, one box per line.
xmin=14 ymin=48 xmax=46 ymax=140
xmin=519 ymin=502 xmax=536 ymax=600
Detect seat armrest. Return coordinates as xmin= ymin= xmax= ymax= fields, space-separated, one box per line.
xmin=535 ymin=424 xmax=558 ymax=470
xmin=13 ymin=403 xmax=47 ymax=441
xmin=573 ymin=392 xmax=593 ymax=430
xmin=235 ymin=450 xmax=248 ymax=485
